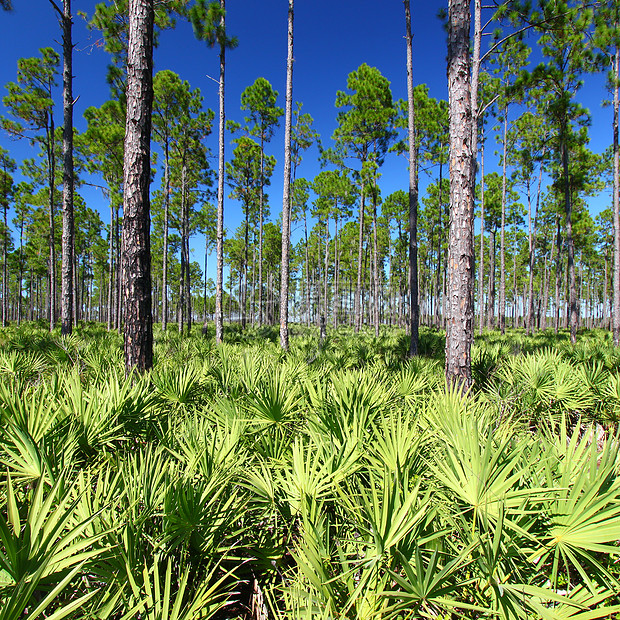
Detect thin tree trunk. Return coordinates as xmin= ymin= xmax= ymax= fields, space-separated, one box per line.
xmin=562 ymin=130 xmax=578 ymax=343
xmin=215 ymin=0 xmax=226 ymax=344
xmin=405 ymin=0 xmax=419 ymax=355
xmin=542 ymin=249 xmax=549 ymax=330
xmin=372 ymin=190 xmax=380 ymax=337
xmin=304 ymin=212 xmax=310 ymax=327
xmin=1 ymin=195 xmax=7 ymax=327
xmin=527 ymin=155 xmax=545 ymax=335
xmin=478 ymin=138 xmax=485 ymax=336
xmin=613 ymin=45 xmax=620 ymax=345
xmin=499 ymin=109 xmax=508 ymax=335
xmin=555 ymin=213 xmax=562 ymax=333
xmin=47 ymin=115 xmax=56 ymax=331
xmin=122 ymin=0 xmax=154 ymax=374
xmin=323 ymin=217 xmax=330 ymax=323
xmin=162 ymin=147 xmax=170 ymax=332
xmin=487 ymin=229 xmax=496 ymax=328
xmin=258 ymin=144 xmax=264 ymax=326
xmin=333 ymin=215 xmax=339 ymax=329
xmin=279 ymin=0 xmax=293 ymax=350
xmin=17 ymin=216 xmax=23 ymax=325
xmin=59 ymin=0 xmax=74 ymax=336
xmin=107 ymin=204 xmax=114 ymax=330
xmin=354 ymin=184 xmax=365 ymax=332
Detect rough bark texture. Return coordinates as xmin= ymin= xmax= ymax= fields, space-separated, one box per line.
xmin=215 ymin=0 xmax=226 ymax=345
xmin=614 ymin=47 xmax=620 ymax=346
xmin=445 ymin=0 xmax=474 ymax=389
xmin=405 ymin=0 xmax=419 ymax=356
xmin=60 ymin=0 xmax=74 ymax=336
xmin=122 ymin=0 xmax=154 ymax=374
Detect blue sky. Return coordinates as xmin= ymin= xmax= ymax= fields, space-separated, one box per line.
xmin=0 ymin=0 xmax=613 ymax=282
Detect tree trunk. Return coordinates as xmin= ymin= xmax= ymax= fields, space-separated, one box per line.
xmin=542 ymin=249 xmax=549 ymax=330
xmin=17 ymin=216 xmax=23 ymax=324
xmin=499 ymin=109 xmax=508 ymax=335
xmin=304 ymin=212 xmax=310 ymax=327
xmin=613 ymin=45 xmax=620 ymax=345
xmin=527 ymin=155 xmax=545 ymax=335
xmin=107 ymin=203 xmax=114 ymax=330
xmin=258 ymin=144 xmax=264 ymax=326
xmin=323 ymin=217 xmax=330 ymax=323
xmin=555 ymin=213 xmax=562 ymax=333
xmin=372 ymin=189 xmax=380 ymax=337
xmin=279 ymin=0 xmax=293 ymax=350
xmin=60 ymin=0 xmax=74 ymax=336
xmin=354 ymin=184 xmax=365 ymax=332
xmin=162 ymin=146 xmax=170 ymax=332
xmin=215 ymin=0 xmax=226 ymax=344
xmin=487 ymin=229 xmax=496 ymax=328
xmin=333 ymin=215 xmax=339 ymax=329
xmin=47 ymin=115 xmax=56 ymax=332
xmin=478 ymin=138 xmax=485 ymax=335
xmin=562 ymin=131 xmax=578 ymax=343
xmin=445 ymin=0 xmax=473 ymax=388
xmin=405 ymin=0 xmax=419 ymax=355
xmin=2 ymin=199 xmax=7 ymax=327
xmin=122 ymin=0 xmax=154 ymax=374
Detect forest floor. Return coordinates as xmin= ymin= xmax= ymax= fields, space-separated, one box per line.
xmin=0 ymin=322 xmax=619 ymax=618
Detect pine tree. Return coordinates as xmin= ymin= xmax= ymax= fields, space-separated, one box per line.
xmin=445 ymin=0 xmax=474 ymax=388
xmin=190 ymin=0 xmax=237 ymax=343
xmin=122 ymin=0 xmax=154 ymax=373
xmin=280 ymin=0 xmax=294 ymax=350
xmin=3 ymin=48 xmax=60 ymax=331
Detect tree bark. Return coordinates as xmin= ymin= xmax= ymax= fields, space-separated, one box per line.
xmin=445 ymin=0 xmax=474 ymax=389
xmin=122 ymin=0 xmax=154 ymax=374
xmin=478 ymin=138 xmax=485 ymax=336
xmin=613 ymin=46 xmax=620 ymax=346
xmin=60 ymin=0 xmax=74 ymax=336
xmin=47 ymin=115 xmax=56 ymax=332
xmin=487 ymin=229 xmax=496 ymax=329
xmin=215 ymin=0 xmax=226 ymax=344
xmin=162 ymin=145 xmax=170 ymax=332
xmin=354 ymin=185 xmax=365 ymax=332
xmin=405 ymin=0 xmax=419 ymax=355
xmin=499 ymin=109 xmax=507 ymax=335
xmin=372 ymin=189 xmax=380 ymax=337
xmin=562 ymin=129 xmax=578 ymax=344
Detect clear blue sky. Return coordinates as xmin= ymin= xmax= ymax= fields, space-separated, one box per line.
xmin=0 ymin=0 xmax=613 ymax=282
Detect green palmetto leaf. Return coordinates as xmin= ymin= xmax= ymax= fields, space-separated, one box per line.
xmin=152 ymin=364 xmax=204 ymax=410
xmin=244 ymin=364 xmax=302 ymax=428
xmin=385 ymin=546 xmax=483 ymax=618
xmin=57 ymin=371 xmax=120 ymax=457
xmin=503 ymin=583 xmax=620 ymax=620
xmin=367 ymin=407 xmax=423 ymax=477
xmin=532 ymin=423 xmax=620 ymax=591
xmin=428 ymin=391 xmax=535 ymax=526
xmin=0 ymin=380 xmax=65 ymax=443
xmin=116 ymin=555 xmax=233 ymax=620
xmin=0 ymin=473 xmax=108 ymax=619
xmin=168 ymin=411 xmax=246 ymax=481
xmin=0 ymin=421 xmax=52 ymax=483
